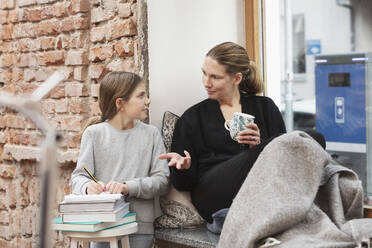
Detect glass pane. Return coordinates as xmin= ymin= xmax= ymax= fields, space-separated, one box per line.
xmin=279 ymin=0 xmax=372 ymax=200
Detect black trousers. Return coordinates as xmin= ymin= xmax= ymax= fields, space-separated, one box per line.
xmin=191 ymin=130 xmax=325 ymax=223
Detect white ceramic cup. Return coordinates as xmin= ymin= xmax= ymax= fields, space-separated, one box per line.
xmin=224 ymin=112 xmax=255 ymax=141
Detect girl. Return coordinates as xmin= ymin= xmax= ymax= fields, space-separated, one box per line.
xmin=70 ymin=72 xmax=169 ymax=248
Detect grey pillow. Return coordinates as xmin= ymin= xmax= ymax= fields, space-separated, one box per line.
xmin=161 ymin=111 xmax=179 ymax=153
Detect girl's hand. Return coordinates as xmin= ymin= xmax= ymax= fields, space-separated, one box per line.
xmin=86 ymin=181 xmax=105 ymax=194
xmin=237 ymin=123 xmax=261 ymax=148
xmin=158 ymin=150 xmax=191 ymax=170
xmin=106 ymin=181 xmax=129 ymax=195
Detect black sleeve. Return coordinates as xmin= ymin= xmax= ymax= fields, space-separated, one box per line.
xmin=267 ymin=98 xmax=287 ymax=136
xmin=169 ymin=115 xmax=199 ymax=192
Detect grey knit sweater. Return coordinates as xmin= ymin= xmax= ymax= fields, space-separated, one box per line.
xmin=69 ymin=121 xmax=170 ymax=234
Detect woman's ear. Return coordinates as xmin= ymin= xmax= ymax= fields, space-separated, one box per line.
xmin=234 ymin=72 xmax=243 ymax=86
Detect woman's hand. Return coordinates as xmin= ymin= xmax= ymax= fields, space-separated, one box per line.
xmin=159 ymin=150 xmax=191 ymax=170
xmin=106 ymin=181 xmax=129 ymax=195
xmin=86 ymin=181 xmax=105 ymax=194
xmin=237 ymin=123 xmax=261 ymax=148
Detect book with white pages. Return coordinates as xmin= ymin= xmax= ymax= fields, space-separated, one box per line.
xmin=63 ymin=193 xmax=124 ymax=203
xmin=59 ymin=198 xmax=127 ymax=213
xmin=62 ymin=201 xmax=130 ymax=222
xmin=53 ymin=213 xmax=136 ymax=232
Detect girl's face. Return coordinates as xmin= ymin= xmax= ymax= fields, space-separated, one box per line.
xmin=202 ymin=57 xmax=241 ymax=101
xmin=121 ymin=82 xmax=150 ymax=121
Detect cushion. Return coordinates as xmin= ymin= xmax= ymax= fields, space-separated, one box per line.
xmin=161 ymin=111 xmax=180 ymax=153
xmin=155 ymin=111 xmax=205 ymax=228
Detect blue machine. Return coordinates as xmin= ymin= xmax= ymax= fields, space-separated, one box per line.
xmin=315 ymin=53 xmax=372 ymax=196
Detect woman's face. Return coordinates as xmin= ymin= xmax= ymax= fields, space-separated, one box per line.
xmin=202 ymin=57 xmax=240 ymax=101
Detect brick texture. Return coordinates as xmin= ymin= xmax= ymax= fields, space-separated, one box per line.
xmin=0 ymin=0 xmax=146 ymax=247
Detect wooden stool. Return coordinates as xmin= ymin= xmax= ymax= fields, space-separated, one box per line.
xmin=62 ymin=222 xmax=138 ymax=248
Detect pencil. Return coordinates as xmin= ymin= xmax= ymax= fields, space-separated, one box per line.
xmin=83 ymin=166 xmax=105 ymax=191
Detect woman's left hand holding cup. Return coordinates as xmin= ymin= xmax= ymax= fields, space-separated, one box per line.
xmin=237 ymin=123 xmax=261 ymax=147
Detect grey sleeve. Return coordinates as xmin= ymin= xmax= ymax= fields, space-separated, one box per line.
xmin=126 ymin=128 xmax=170 ymax=199
xmin=69 ymin=129 xmax=95 ymax=195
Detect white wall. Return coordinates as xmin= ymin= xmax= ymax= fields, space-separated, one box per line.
xmin=148 ymin=0 xmax=246 ymax=128
xmin=354 ymin=0 xmax=372 ymax=52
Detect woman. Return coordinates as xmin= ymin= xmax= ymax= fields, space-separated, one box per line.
xmin=159 ymin=42 xmax=286 ymax=223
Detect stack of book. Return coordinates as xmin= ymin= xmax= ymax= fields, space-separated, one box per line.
xmin=53 ymin=193 xmax=136 ymax=232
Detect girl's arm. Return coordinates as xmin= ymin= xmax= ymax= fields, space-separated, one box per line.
xmin=125 ymin=128 xmax=170 ymax=199
xmin=69 ymin=129 xmax=96 ymax=195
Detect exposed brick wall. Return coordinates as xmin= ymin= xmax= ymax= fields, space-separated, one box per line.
xmin=0 ymin=0 xmax=148 ymax=246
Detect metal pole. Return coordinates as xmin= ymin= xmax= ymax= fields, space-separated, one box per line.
xmin=284 ymin=0 xmax=294 ymax=132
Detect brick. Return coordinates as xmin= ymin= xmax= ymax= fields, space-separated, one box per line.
xmin=0 ymin=210 xmax=10 ymax=224
xmin=24 ymin=8 xmax=41 ymax=22
xmin=70 ymin=0 xmax=89 ymax=14
xmin=61 ymin=14 xmax=89 ymax=32
xmin=41 ymin=100 xmax=55 ymax=114
xmin=0 ymin=24 xmax=13 ymax=40
xmin=0 ymin=10 xmax=7 ymax=24
xmin=40 ymin=37 xmax=55 ymax=50
xmin=89 ymin=44 xmax=113 ymax=62
xmin=65 ymin=133 xmax=80 ymax=148
xmin=3 ymin=0 xmax=15 ymax=9
xmin=18 ymin=38 xmax=41 ymax=52
xmin=35 ymin=66 xmax=53 ymax=82
xmin=17 ymin=0 xmax=36 ymax=7
xmin=41 ymin=3 xmax=66 ymax=19
xmin=57 ymin=149 xmax=79 ymax=163
xmin=0 ymin=53 xmax=15 ymax=67
xmin=55 ymin=99 xmax=68 ymax=113
xmin=0 ymin=164 xmax=16 ymax=179
xmin=16 ymin=238 xmax=32 ymax=248
xmin=73 ymin=66 xmax=87 ymax=81
xmin=107 ymin=59 xmax=135 ymax=72
xmin=89 ymin=63 xmax=106 ymax=79
xmin=3 ymin=144 xmax=41 ymax=161
xmin=90 ymin=83 xmax=100 ymax=97
xmin=0 ymin=132 xmax=4 ymax=143
xmin=118 ymin=3 xmax=131 ymax=18
xmin=12 ymin=67 xmax=23 ymax=82
xmin=91 ymin=101 xmax=101 ymax=115
xmin=115 ymin=38 xmax=134 ymax=57
xmin=56 ymin=116 xmax=83 ymax=132
xmin=65 ymin=82 xmax=87 ymax=97
xmin=90 ymin=26 xmax=106 ymax=42
xmin=91 ymin=7 xmax=115 ymax=23
xmin=20 ymin=82 xmax=38 ymax=95
xmin=6 ymin=182 xmax=16 ymax=207
xmin=49 ymin=85 xmax=65 ymax=99
xmin=70 ymin=31 xmax=88 ymax=48
xmin=9 ymin=208 xmax=22 ymax=237
xmin=65 ymin=50 xmax=88 ymax=65
xmin=39 ymin=50 xmax=64 ymax=66
xmin=107 ymin=19 xmax=136 ymax=40
xmin=13 ymin=23 xmax=35 ymax=39
xmin=68 ymin=98 xmax=89 ymax=113
xmin=8 ymin=9 xmax=17 ymax=22
xmin=0 ymin=225 xmax=10 ymax=240
xmin=58 ymin=66 xmax=74 ymax=81
xmin=0 ymin=41 xmax=12 ymax=52
xmin=17 ymin=53 xmax=38 ymax=67
xmin=36 ymin=20 xmax=59 ymax=36
xmin=24 ymin=69 xmax=36 ymax=82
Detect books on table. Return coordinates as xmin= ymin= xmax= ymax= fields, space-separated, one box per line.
xmin=59 ymin=193 xmax=130 ymax=223
xmin=53 ymin=213 xmax=136 ymax=232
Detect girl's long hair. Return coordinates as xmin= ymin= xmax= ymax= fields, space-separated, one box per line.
xmin=80 ymin=72 xmax=142 ymax=137
xmin=206 ymin=41 xmax=264 ymax=96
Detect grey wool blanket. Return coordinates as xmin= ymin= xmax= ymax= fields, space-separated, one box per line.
xmin=218 ymin=131 xmax=372 ymax=248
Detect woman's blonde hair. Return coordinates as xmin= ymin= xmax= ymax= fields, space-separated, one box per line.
xmin=206 ymin=41 xmax=263 ymax=95
xmin=80 ymin=72 xmax=143 ymax=137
